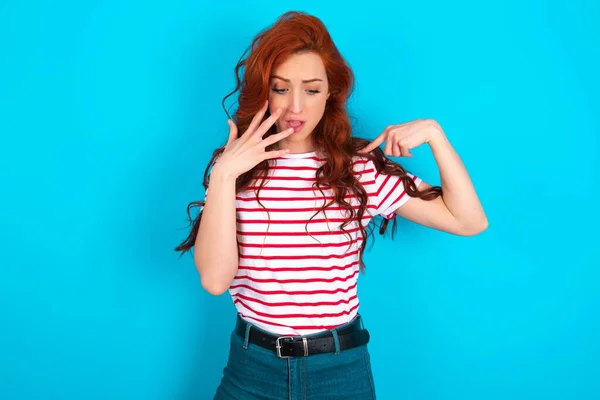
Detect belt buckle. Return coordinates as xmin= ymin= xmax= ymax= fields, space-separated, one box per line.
xmin=275 ymin=336 xmax=309 ymax=358
xmin=275 ymin=336 xmax=294 ymax=358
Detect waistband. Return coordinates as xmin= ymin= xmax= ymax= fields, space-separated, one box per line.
xmin=234 ymin=313 xmax=370 ymax=358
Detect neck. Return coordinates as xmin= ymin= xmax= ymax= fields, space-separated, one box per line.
xmin=276 ymin=138 xmax=317 ymax=154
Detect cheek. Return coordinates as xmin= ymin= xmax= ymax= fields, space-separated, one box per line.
xmin=268 ymin=100 xmax=289 ymax=126
xmin=308 ymin=99 xmax=327 ymax=120
xmin=268 ymin=104 xmax=287 ymax=116
xmin=268 ymin=91 xmax=285 ymax=106
xmin=268 ymin=100 xmax=286 ymax=116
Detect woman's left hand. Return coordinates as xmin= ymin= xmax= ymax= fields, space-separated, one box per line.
xmin=358 ymin=119 xmax=444 ymax=157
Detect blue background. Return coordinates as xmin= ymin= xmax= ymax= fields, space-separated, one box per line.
xmin=1 ymin=0 xmax=598 ymax=399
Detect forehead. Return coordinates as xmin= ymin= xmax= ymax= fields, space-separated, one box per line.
xmin=272 ymin=52 xmax=327 ymax=82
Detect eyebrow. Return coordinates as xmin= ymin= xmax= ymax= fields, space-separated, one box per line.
xmin=270 ymin=75 xmax=323 ymax=83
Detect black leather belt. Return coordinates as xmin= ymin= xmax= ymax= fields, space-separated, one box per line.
xmin=234 ymin=314 xmax=370 ymax=358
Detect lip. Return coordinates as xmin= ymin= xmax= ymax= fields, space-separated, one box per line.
xmin=286 ymin=120 xmax=305 ymax=133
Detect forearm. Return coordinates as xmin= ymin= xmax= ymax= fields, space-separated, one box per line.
xmin=194 ymin=167 xmax=239 ymax=295
xmin=429 ymin=125 xmax=488 ymax=232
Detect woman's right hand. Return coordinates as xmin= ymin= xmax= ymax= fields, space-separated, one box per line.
xmin=212 ymin=100 xmax=294 ymax=180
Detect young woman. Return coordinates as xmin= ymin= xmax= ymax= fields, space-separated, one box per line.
xmin=176 ymin=10 xmax=488 ymax=400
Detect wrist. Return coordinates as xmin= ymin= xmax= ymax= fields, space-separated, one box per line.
xmin=211 ymin=165 xmax=238 ymax=184
xmin=426 ymin=121 xmax=447 ymax=146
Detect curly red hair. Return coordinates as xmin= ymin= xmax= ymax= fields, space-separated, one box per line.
xmin=175 ymin=11 xmax=442 ymax=272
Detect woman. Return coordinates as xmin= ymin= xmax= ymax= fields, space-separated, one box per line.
xmin=176 ymin=10 xmax=488 ymax=400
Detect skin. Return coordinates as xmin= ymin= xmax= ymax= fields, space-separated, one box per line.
xmin=358 ymin=121 xmax=488 ymax=236
xmin=198 ymin=51 xmax=488 ymax=295
xmin=264 ymin=50 xmax=488 ymax=236
xmin=267 ymin=51 xmax=330 ymax=154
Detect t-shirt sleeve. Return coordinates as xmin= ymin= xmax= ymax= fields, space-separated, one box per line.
xmin=364 ymin=159 xmax=422 ymax=220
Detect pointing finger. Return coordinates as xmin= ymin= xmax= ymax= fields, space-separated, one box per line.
xmin=358 ymin=133 xmax=386 ymax=154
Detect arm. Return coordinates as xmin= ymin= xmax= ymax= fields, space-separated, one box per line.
xmin=194 ymin=166 xmax=239 ymax=296
xmin=395 ymin=122 xmax=488 ymax=236
xmin=192 ymin=102 xmax=294 ymax=296
xmin=194 ymin=101 xmax=294 ymax=296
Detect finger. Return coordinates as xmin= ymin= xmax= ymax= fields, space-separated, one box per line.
xmin=384 ymin=137 xmax=394 ymax=156
xmin=262 ymin=148 xmax=290 ymax=160
xmin=358 ymin=142 xmax=372 ymax=154
xmin=359 ymin=133 xmax=386 ymax=154
xmin=392 ymin=142 xmax=402 ymax=157
xmin=252 ymin=107 xmax=283 ymax=139
xmin=243 ymin=100 xmax=270 ymax=138
xmin=226 ymin=119 xmax=238 ymax=145
xmin=261 ymin=127 xmax=295 ymax=148
xmin=400 ymin=145 xmax=413 ymax=157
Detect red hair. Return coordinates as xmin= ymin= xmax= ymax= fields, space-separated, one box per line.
xmin=175 ymin=11 xmax=442 ymax=272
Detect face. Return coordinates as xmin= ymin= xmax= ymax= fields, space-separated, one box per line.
xmin=268 ymin=51 xmax=330 ymax=152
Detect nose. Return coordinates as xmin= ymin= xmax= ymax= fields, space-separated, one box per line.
xmin=289 ymin=90 xmax=303 ymax=114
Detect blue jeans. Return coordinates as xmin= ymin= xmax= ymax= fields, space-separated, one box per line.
xmin=213 ymin=313 xmax=377 ymax=399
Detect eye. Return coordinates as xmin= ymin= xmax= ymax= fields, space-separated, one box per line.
xmin=270 ymin=87 xmax=322 ymax=95
xmin=271 ymin=87 xmax=287 ymax=94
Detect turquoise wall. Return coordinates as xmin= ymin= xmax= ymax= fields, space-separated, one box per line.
xmin=1 ymin=1 xmax=598 ymax=398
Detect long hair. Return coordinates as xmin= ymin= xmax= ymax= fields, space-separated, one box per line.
xmin=175 ymin=11 xmax=442 ymax=272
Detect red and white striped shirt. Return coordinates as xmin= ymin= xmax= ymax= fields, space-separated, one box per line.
xmin=211 ymin=150 xmax=421 ymax=336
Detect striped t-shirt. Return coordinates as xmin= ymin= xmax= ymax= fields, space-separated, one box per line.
xmin=209 ymin=150 xmax=421 ymax=336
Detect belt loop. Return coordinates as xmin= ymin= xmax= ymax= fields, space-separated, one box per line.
xmin=329 ymin=328 xmax=341 ymax=354
xmin=358 ymin=314 xmax=364 ymax=330
xmin=243 ymin=323 xmax=252 ymax=350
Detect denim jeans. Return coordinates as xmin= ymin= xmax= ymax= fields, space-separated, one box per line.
xmin=213 ymin=313 xmax=377 ymax=399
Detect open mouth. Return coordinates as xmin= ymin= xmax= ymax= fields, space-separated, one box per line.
xmin=286 ymin=120 xmax=305 ymax=132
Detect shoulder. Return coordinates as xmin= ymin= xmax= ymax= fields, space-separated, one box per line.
xmin=350 ymin=155 xmax=373 ymax=172
xmin=348 ymin=155 xmax=377 ymax=185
